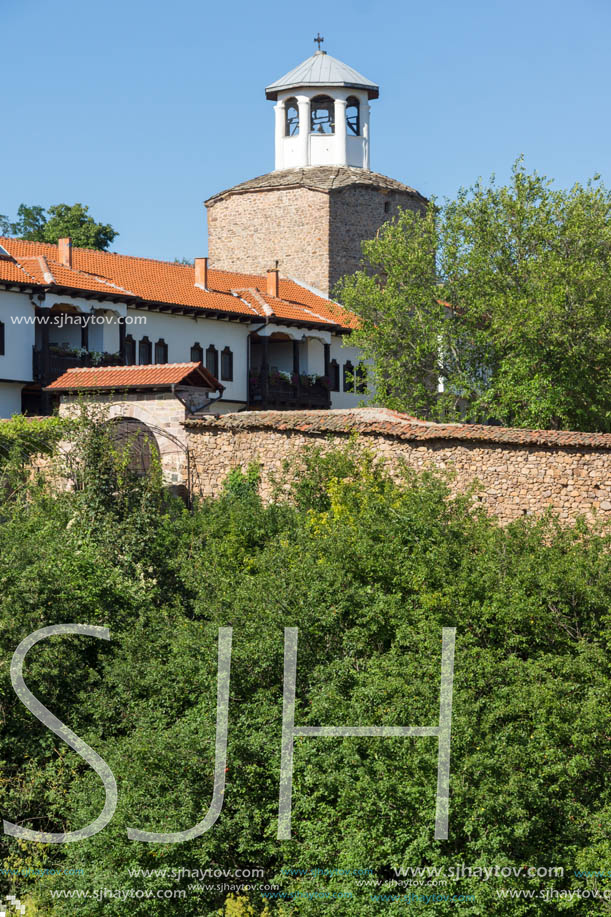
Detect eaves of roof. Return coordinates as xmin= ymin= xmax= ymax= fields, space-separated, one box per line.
xmin=0 ymin=237 xmax=357 ymax=332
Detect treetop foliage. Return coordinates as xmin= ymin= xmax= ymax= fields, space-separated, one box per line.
xmin=0 ymin=203 xmax=118 ymax=250
xmin=337 ymin=158 xmax=611 ymax=432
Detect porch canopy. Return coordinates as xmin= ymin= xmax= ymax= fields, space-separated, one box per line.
xmin=44 ymin=362 xmax=223 ymax=394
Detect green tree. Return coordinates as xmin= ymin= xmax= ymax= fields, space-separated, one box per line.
xmin=336 ymin=159 xmax=611 ymax=432
xmin=0 ymin=203 xmax=117 ymax=250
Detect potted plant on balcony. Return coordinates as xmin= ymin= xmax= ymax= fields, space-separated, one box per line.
xmin=269 ymin=369 xmax=294 ymax=392
xmin=90 ymin=351 xmax=121 ymax=366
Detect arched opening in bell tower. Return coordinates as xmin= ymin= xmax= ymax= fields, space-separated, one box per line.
xmin=310 ymin=95 xmax=335 ymax=134
xmin=285 ymin=98 xmax=299 ymax=136
xmin=346 ymin=96 xmax=360 ymax=135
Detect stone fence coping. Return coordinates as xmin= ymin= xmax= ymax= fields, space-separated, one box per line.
xmin=183 ymin=408 xmax=611 ymax=450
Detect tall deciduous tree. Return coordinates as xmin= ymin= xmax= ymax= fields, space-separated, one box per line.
xmin=336 ymin=159 xmax=611 ymax=432
xmin=0 ymin=203 xmax=118 ymax=250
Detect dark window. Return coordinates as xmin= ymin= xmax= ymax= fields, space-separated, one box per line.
xmin=206 ymin=344 xmax=218 ymax=378
xmin=285 ymin=97 xmax=299 ymax=136
xmin=311 ymin=95 xmax=334 ymax=134
xmin=0 ymin=320 xmax=5 ymax=356
xmin=329 ymin=359 xmax=340 ymax=392
xmin=221 ymin=346 xmax=233 ymax=381
xmin=138 ymin=336 xmax=152 ymax=365
xmin=191 ymin=342 xmax=203 ymax=363
xmin=343 ymin=360 xmax=354 ymax=392
xmin=154 ymin=338 xmax=168 ymax=364
xmin=346 ymin=96 xmax=360 ymax=135
xmin=124 ymin=335 xmax=136 ymax=365
xmin=356 ymin=363 xmax=367 ymax=394
xmin=384 ymin=200 xmax=391 ymax=213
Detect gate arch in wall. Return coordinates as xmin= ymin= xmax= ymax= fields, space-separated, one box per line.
xmin=98 ymin=399 xmax=192 ymax=503
xmin=108 ymin=416 xmax=160 ymax=477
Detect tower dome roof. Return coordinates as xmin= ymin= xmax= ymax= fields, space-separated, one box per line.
xmin=265 ymin=51 xmax=379 ymax=100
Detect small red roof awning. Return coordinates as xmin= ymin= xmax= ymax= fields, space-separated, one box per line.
xmin=44 ymin=362 xmax=223 ymax=393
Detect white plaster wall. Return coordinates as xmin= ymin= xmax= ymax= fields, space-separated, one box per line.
xmin=0 ymin=287 xmax=373 ymax=415
xmin=99 ymin=310 xmax=121 ymax=353
xmin=0 ymin=382 xmax=25 ymax=417
xmin=0 ymin=290 xmax=35 ymax=383
xmin=40 ymin=297 xmax=123 ymax=355
xmin=303 ymin=337 xmax=325 ymax=375
xmin=329 ymin=335 xmax=374 ymax=408
xmin=346 ymin=135 xmax=366 ymax=168
xmin=309 ymin=134 xmax=338 ymax=166
xmin=125 ymin=309 xmax=249 ymax=403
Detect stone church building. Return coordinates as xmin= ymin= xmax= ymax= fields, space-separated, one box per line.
xmin=206 ymin=47 xmax=426 ymax=295
xmin=2 ymin=46 xmax=609 ymax=523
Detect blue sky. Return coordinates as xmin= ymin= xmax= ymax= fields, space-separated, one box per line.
xmin=3 ymin=0 xmax=609 ymax=262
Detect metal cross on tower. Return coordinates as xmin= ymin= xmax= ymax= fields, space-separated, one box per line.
xmin=314 ymin=33 xmax=324 ymax=51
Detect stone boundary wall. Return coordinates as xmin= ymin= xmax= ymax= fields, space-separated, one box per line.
xmin=185 ymin=409 xmax=611 ymax=525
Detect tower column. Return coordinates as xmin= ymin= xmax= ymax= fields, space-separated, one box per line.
xmin=297 ymin=95 xmax=310 ymax=166
xmin=334 ymin=97 xmax=347 ymax=166
xmin=362 ymin=102 xmax=371 ymax=170
xmin=274 ymin=101 xmax=285 ymax=170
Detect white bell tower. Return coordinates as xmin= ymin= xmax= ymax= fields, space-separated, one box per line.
xmin=265 ymin=41 xmax=379 ymax=172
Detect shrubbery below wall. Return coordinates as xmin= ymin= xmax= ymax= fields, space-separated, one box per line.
xmin=0 ymin=423 xmax=609 ymax=916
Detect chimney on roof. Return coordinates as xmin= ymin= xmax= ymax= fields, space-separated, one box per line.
xmin=267 ymin=267 xmax=279 ymax=297
xmin=194 ymin=257 xmax=208 ymax=290
xmin=58 ymin=237 xmax=72 ymax=268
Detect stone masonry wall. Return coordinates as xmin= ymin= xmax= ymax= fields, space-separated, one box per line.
xmin=207 ymin=185 xmax=423 ymax=296
xmin=328 ymin=186 xmax=423 ymax=292
xmin=50 ymin=399 xmax=611 ymax=526
xmin=186 ymin=412 xmax=611 ymax=526
xmin=207 ymin=188 xmax=331 ymax=293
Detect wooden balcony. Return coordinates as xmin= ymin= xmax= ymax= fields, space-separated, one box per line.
xmin=33 ymin=348 xmax=123 ymax=386
xmin=248 ymin=374 xmax=331 ymax=410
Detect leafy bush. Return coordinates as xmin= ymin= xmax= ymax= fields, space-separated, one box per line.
xmin=0 ymin=429 xmax=608 ymax=915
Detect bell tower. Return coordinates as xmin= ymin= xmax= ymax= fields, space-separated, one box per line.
xmin=206 ymin=45 xmax=427 ymax=296
xmin=265 ymin=44 xmax=378 ymax=171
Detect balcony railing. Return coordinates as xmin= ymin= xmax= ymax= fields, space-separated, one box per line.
xmin=33 ymin=348 xmax=122 ymax=385
xmin=248 ymin=372 xmax=331 ymax=410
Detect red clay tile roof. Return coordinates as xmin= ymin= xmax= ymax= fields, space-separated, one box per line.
xmin=183 ymin=408 xmax=611 ymax=449
xmin=0 ymin=238 xmax=355 ymax=331
xmin=45 ymin=362 xmax=222 ymax=392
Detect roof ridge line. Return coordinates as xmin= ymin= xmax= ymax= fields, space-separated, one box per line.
xmin=6 ymin=256 xmax=40 ymax=285
xmin=47 ymin=260 xmax=138 ymax=296
xmin=38 ymin=255 xmax=55 ymax=285
xmin=231 ymin=287 xmax=273 ymax=317
xmin=61 ymin=361 xmax=200 ymax=374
